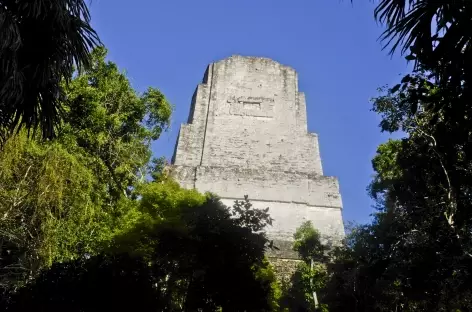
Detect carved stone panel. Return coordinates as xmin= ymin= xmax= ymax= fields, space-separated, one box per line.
xmin=227 ymin=96 xmax=275 ymax=118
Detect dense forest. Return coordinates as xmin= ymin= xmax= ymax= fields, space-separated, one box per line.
xmin=1 ymin=0 xmax=471 ymax=311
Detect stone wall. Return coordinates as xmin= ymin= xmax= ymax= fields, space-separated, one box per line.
xmin=269 ymin=258 xmax=302 ymax=285
xmin=172 ymin=166 xmax=342 ymax=207
xmin=173 ymin=55 xmax=323 ymax=175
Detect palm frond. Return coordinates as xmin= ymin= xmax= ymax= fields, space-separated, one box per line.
xmin=0 ymin=0 xmax=101 ymax=142
xmin=375 ymin=0 xmax=415 ymax=27
xmin=375 ymin=0 xmax=472 ymax=90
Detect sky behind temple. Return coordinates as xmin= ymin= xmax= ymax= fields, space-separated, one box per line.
xmin=90 ymin=0 xmax=410 ymax=225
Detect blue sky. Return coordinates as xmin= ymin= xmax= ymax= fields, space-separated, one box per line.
xmin=90 ymin=0 xmax=409 ymax=225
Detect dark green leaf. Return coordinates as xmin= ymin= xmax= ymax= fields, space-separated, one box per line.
xmin=390 ymin=84 xmax=401 ymax=93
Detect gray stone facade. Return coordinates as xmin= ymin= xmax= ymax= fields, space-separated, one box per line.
xmin=171 ymin=55 xmax=344 ymax=259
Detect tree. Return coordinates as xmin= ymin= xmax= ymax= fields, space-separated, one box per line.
xmin=59 ymin=46 xmax=172 ymax=200
xmin=279 ymin=221 xmax=329 ymax=312
xmin=322 ymin=77 xmax=472 ymax=312
xmin=0 ymin=0 xmax=101 ymax=141
xmin=0 ymin=47 xmax=172 ymax=294
xmin=111 ymin=181 xmax=278 ymax=311
xmin=318 ymin=2 xmax=472 ymax=311
xmin=368 ymin=78 xmax=472 ymax=311
xmin=0 ymin=132 xmax=110 ymax=295
xmin=293 ymin=221 xmax=327 ymax=264
xmin=4 ymin=180 xmax=280 ymax=312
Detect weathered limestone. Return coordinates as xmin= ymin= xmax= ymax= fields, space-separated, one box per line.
xmin=171 ymin=55 xmax=344 ymax=260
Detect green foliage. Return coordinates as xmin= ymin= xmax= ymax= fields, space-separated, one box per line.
xmin=0 ymin=47 xmax=172 ymax=294
xmin=60 ymin=46 xmax=173 ymax=199
xmin=293 ymin=221 xmax=326 ymax=263
xmin=149 ymin=156 xmax=169 ymax=181
xmin=5 ymin=180 xmax=279 ymax=311
xmin=111 ymin=189 xmax=276 ymax=311
xmin=287 ymin=262 xmax=328 ymax=312
xmin=278 ymin=221 xmax=329 ymax=312
xmin=323 ymin=5 xmax=472 ymax=302
xmin=137 ymin=178 xmax=206 ymax=221
xmin=0 ymin=132 xmax=112 ymax=292
xmin=232 ymin=194 xmax=274 ymax=232
xmin=368 ymin=139 xmax=402 ymax=200
xmin=324 ymin=73 xmax=472 ymax=311
xmin=254 ymin=258 xmax=284 ymax=311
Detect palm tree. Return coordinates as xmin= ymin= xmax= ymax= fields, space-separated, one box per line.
xmin=0 ymin=0 xmax=100 ymax=141
xmin=374 ymin=0 xmax=472 ymax=88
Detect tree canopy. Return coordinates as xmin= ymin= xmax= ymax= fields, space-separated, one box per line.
xmin=317 ymin=65 xmax=472 ymax=312
xmin=5 ymin=182 xmax=280 ymax=311
xmin=0 ymin=46 xmax=172 ymax=294
xmin=309 ymin=1 xmax=472 ymax=310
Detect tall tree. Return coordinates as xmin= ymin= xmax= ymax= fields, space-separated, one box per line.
xmin=111 ymin=183 xmax=278 ymax=312
xmin=321 ymin=2 xmax=472 ymax=311
xmin=280 ymin=221 xmax=329 ymax=312
xmin=0 ymin=47 xmax=172 ymax=294
xmin=60 ymin=46 xmax=173 ymax=200
xmin=0 ymin=0 xmax=100 ymax=141
xmin=323 ymin=77 xmax=472 ymax=312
